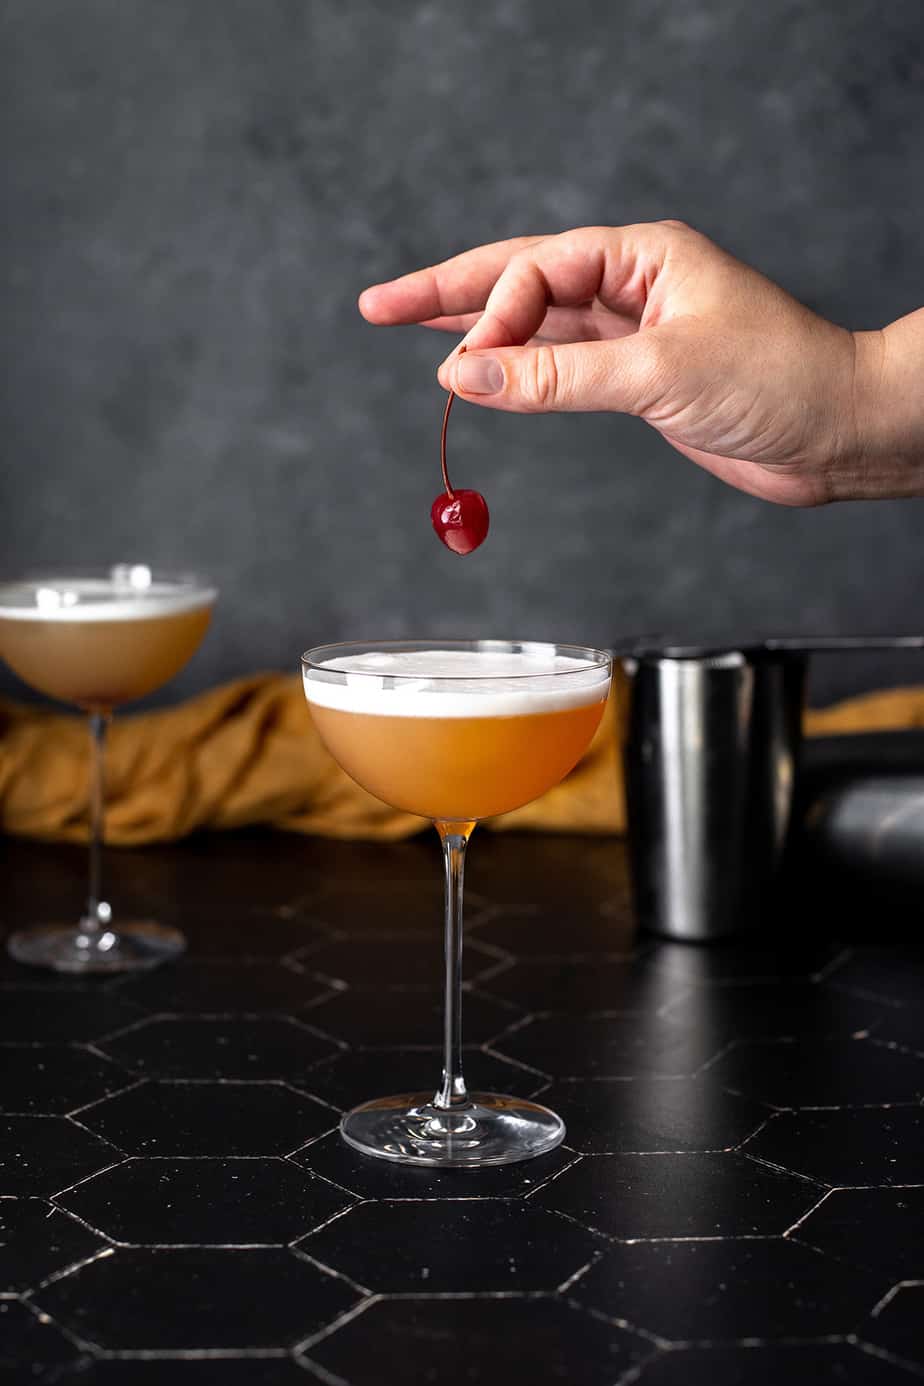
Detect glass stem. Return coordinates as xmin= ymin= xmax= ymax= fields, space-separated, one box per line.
xmin=433 ymin=820 xmax=475 ymax=1110
xmin=83 ymin=710 xmax=112 ymax=935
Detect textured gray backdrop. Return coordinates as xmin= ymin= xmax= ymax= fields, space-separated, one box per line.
xmin=2 ymin=0 xmax=924 ymax=706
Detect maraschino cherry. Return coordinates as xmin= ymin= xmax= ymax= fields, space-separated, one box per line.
xmin=431 ymin=346 xmax=490 ymax=556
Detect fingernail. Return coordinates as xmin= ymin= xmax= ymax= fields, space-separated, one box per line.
xmin=456 ymin=354 xmax=504 ymax=395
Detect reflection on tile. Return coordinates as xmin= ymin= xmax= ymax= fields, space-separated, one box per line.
xmin=646 ymin=940 xmax=842 ymax=986
xmin=480 ymin=956 xmax=683 ymax=1014
xmin=58 ymin=1158 xmax=352 ymax=1246
xmin=826 ymin=947 xmax=924 ymax=1006
xmin=293 ymin=1129 xmax=574 ymax=1201
xmin=0 ymin=1198 xmax=104 ymax=1293
xmin=744 ymin=1106 xmax=924 ymax=1186
xmin=0 ymin=991 xmax=144 ymax=1044
xmin=32 ymin=1248 xmax=360 ymax=1350
xmin=79 ymin=1081 xmax=335 ymax=1156
xmin=662 ymin=981 xmax=889 ymax=1041
xmin=0 ymin=1116 xmax=120 ymax=1196
xmin=572 ymin=1237 xmax=886 ymax=1340
xmin=0 ymin=1299 xmax=84 ymax=1373
xmin=297 ymin=1048 xmax=546 ymax=1112
xmin=633 ymin=1343 xmax=916 ymax=1384
xmin=706 ymin=1038 xmax=924 ymax=1107
xmin=538 ymin=1152 xmax=820 ymax=1239
xmin=474 ymin=908 xmax=634 ymax=957
xmin=795 ymin=1187 xmax=924 ymax=1280
xmin=100 ymin=1017 xmax=340 ymax=1080
xmin=535 ymin=1078 xmax=769 ymax=1154
xmin=865 ymin=1284 xmax=924 ymax=1371
xmin=494 ymin=1014 xmax=724 ymax=1078
xmin=301 ymin=1200 xmax=603 ymax=1293
xmin=306 ymin=988 xmax=516 ymax=1048
xmin=0 ymin=1045 xmax=134 ymax=1115
xmin=303 ymin=1297 xmax=650 ymax=1385
xmin=117 ymin=961 xmax=328 ymax=1015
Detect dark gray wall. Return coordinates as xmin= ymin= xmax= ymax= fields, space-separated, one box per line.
xmin=3 ymin=0 xmax=924 ymax=706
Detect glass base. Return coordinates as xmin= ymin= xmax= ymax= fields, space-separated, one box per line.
xmin=340 ymin=1092 xmax=566 ymax=1167
xmin=6 ymin=921 xmax=186 ymax=974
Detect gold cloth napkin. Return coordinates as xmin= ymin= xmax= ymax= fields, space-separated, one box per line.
xmin=2 ymin=672 xmax=923 ymax=845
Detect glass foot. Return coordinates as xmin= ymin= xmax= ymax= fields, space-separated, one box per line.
xmin=7 ymin=921 xmax=186 ymax=974
xmin=340 ymin=1092 xmax=566 ymax=1167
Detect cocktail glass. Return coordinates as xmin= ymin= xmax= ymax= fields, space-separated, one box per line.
xmin=0 ymin=565 xmax=217 ymax=973
xmin=302 ymin=640 xmax=612 ymax=1166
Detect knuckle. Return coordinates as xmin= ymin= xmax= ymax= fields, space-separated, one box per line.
xmin=523 ymin=345 xmax=561 ymax=410
xmin=659 ymin=218 xmax=693 ymax=233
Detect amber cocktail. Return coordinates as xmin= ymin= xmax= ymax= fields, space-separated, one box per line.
xmin=303 ymin=640 xmax=612 ymax=1166
xmin=0 ymin=567 xmax=217 ymax=972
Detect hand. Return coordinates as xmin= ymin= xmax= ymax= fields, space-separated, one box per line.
xmin=359 ymin=223 xmax=922 ymax=507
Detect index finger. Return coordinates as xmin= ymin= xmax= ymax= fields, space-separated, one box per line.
xmin=358 ymin=235 xmax=548 ymax=325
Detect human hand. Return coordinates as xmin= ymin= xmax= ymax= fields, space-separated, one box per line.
xmin=359 ymin=223 xmax=920 ymax=507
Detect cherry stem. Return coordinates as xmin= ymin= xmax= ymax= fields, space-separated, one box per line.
xmin=440 ymin=344 xmax=466 ymax=497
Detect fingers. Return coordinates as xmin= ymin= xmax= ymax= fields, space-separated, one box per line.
xmin=424 ymin=304 xmax=640 ymax=343
xmin=358 ymin=235 xmax=548 ymax=325
xmin=453 ymin=224 xmax=675 ymax=355
xmin=439 ymin=336 xmax=671 ymax=416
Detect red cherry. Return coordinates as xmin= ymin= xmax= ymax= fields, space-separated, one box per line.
xmin=431 ymin=488 xmax=490 ymax=556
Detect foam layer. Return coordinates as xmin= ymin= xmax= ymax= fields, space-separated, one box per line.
xmin=0 ymin=575 xmax=216 ymax=623
xmin=304 ymin=648 xmax=611 ymax=718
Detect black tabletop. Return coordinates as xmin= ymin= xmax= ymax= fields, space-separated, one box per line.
xmin=1 ymin=829 xmax=923 ymax=1385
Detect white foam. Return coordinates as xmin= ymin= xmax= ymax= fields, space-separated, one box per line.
xmin=304 ymin=647 xmax=611 ymax=718
xmin=0 ymin=576 xmax=216 ymax=622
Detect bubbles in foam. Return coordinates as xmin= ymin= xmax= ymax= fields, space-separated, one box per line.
xmin=0 ymin=578 xmax=216 ymax=623
xmin=304 ymin=647 xmax=611 ymax=718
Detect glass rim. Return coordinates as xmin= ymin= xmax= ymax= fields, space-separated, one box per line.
xmin=301 ymin=639 xmax=613 ymax=683
xmin=0 ymin=565 xmax=218 ymax=607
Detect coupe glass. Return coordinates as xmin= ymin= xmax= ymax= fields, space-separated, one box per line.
xmin=0 ymin=566 xmax=217 ymax=973
xmin=302 ymin=640 xmax=612 ymax=1166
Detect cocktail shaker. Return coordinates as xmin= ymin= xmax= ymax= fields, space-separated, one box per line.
xmin=619 ymin=636 xmax=924 ymax=942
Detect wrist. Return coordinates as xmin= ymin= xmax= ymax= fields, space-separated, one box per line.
xmin=846 ymin=315 xmax=924 ymax=500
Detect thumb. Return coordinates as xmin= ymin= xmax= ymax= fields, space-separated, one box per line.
xmin=442 ymin=338 xmax=667 ymax=416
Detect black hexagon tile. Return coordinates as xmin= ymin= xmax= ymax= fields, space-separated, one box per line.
xmin=116 ymin=960 xmax=329 ymax=1015
xmin=480 ymin=955 xmax=685 ymax=1014
xmin=0 ymin=1116 xmax=120 ymax=1196
xmin=295 ymin=1047 xmax=547 ymax=1112
xmin=704 ymin=1037 xmax=924 ymax=1107
xmin=293 ymin=1128 xmax=575 ymax=1201
xmin=794 ymin=1187 xmax=924 ymax=1280
xmin=572 ymin=1237 xmax=887 ymax=1341
xmin=661 ymin=980 xmax=889 ymax=1042
xmin=32 ymin=1248 xmax=360 ymax=1350
xmin=633 ymin=1343 xmax=918 ymax=1384
xmin=744 ymin=1106 xmax=924 ymax=1186
xmin=864 ymin=1284 xmax=924 ymax=1371
xmin=55 ymin=1358 xmax=316 ymax=1384
xmin=305 ymin=988 xmax=516 ymax=1047
xmin=825 ymin=947 xmax=924 ymax=1006
xmin=78 ymin=1081 xmax=336 ymax=1156
xmin=473 ymin=907 xmax=635 ymax=957
xmin=57 ymin=1157 xmax=352 ymax=1246
xmin=306 ymin=870 xmax=478 ymax=935
xmin=537 ymin=1152 xmax=821 ymax=1239
xmin=0 ymin=1299 xmax=85 ymax=1375
xmin=0 ymin=990 xmax=144 ymax=1044
xmin=533 ymin=1078 xmax=770 ymax=1154
xmin=302 ymin=1297 xmax=651 ymax=1385
xmin=645 ymin=939 xmax=843 ymax=986
xmin=99 ymin=1017 xmax=341 ymax=1080
xmin=55 ymin=1358 xmax=315 ymax=1384
xmin=0 ymin=1045 xmax=135 ymax=1115
xmin=493 ymin=1013 xmax=724 ymax=1078
xmin=0 ymin=1198 xmax=104 ymax=1293
xmin=305 ymin=932 xmax=502 ymax=988
xmin=300 ymin=1200 xmax=603 ymax=1293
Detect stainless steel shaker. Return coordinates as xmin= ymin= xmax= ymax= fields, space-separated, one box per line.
xmin=620 ymin=635 xmax=924 ymax=941
xmin=621 ymin=642 xmax=806 ymax=942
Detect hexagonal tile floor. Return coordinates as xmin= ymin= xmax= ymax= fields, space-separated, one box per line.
xmin=1 ymin=831 xmax=922 ymax=1385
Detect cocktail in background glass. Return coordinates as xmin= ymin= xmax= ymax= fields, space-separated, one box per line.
xmin=0 ymin=566 xmax=217 ymax=973
xmin=302 ymin=640 xmax=612 ymax=1166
